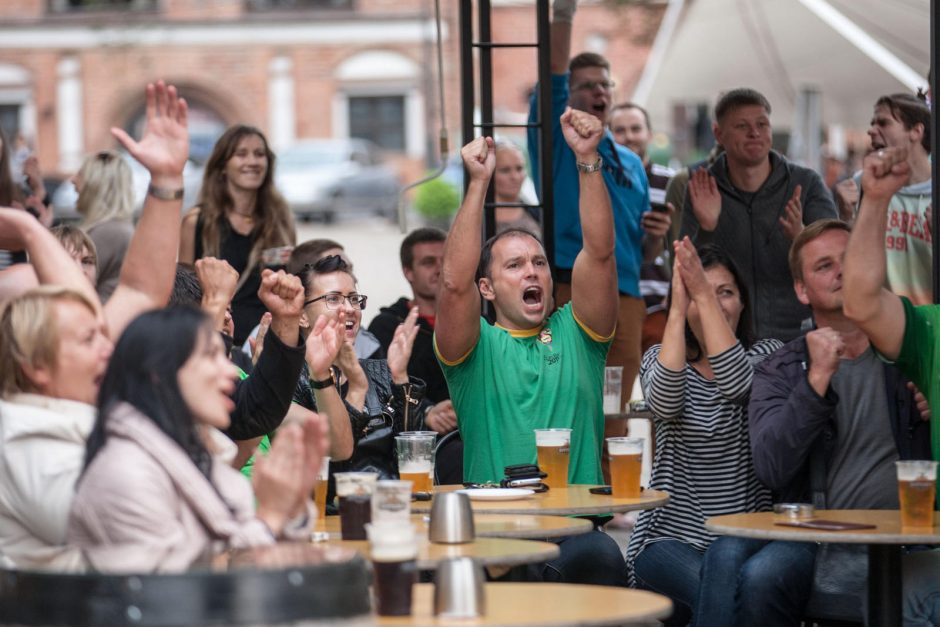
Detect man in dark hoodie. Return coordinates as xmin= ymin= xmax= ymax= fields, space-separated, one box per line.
xmin=679 ymin=88 xmax=837 ymax=341
xmin=369 ymin=227 xmax=456 ymax=435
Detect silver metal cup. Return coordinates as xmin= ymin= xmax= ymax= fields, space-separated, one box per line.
xmin=428 ymin=492 xmax=475 ymax=544
xmin=433 ymin=557 xmax=486 ymax=618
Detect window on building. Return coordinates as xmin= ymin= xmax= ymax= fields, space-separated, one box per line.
xmin=246 ymin=0 xmax=352 ymax=11
xmin=348 ymin=96 xmax=405 ymax=152
xmin=48 ymin=0 xmax=157 ymax=12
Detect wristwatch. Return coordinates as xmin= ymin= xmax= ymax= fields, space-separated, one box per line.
xmin=309 ymin=369 xmax=337 ymax=390
xmin=147 ymin=183 xmax=184 ymax=201
xmin=576 ymin=155 xmax=603 ymax=173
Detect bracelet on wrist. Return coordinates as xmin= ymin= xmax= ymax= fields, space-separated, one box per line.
xmin=147 ymin=183 xmax=184 ymax=201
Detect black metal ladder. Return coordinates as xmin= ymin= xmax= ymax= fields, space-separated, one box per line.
xmin=458 ymin=0 xmax=555 ymax=267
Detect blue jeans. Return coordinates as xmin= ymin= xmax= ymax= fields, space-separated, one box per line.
xmin=698 ymin=536 xmax=817 ymax=627
xmin=633 ymin=539 xmax=702 ymax=626
xmin=903 ymin=548 xmax=940 ymax=626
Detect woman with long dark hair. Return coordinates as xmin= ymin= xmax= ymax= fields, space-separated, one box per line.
xmin=625 ymin=239 xmax=780 ymax=626
xmin=68 ymin=306 xmax=325 ymax=573
xmin=180 ymin=125 xmax=295 ymax=346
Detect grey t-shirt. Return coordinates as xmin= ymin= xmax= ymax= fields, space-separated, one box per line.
xmin=827 ymin=347 xmax=900 ymax=509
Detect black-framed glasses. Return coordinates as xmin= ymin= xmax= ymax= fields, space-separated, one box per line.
xmin=572 ymin=79 xmax=616 ymax=92
xmin=303 ymin=292 xmax=368 ymax=310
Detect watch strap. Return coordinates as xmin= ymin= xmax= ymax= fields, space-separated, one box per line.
xmin=575 ymin=155 xmax=603 ymax=173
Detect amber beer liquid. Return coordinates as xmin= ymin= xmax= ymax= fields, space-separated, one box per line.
xmin=610 ymin=453 xmax=642 ymax=498
xmin=399 ymin=461 xmax=433 ymax=493
xmin=313 ymin=478 xmax=329 ymax=519
xmin=534 ymin=429 xmax=571 ymax=489
xmin=899 ymin=479 xmax=936 ymax=527
xmin=607 ymin=437 xmax=644 ymax=498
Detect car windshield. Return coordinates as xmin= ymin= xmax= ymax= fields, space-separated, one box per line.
xmin=279 ymin=146 xmax=346 ymax=167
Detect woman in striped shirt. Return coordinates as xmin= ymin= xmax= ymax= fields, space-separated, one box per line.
xmin=625 ymin=239 xmax=780 ymax=626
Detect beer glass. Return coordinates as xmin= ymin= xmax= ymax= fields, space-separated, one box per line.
xmin=534 ymin=428 xmax=571 ymax=489
xmin=334 ymin=471 xmax=378 ymax=540
xmin=607 ymin=437 xmax=644 ymax=498
xmin=400 ymin=431 xmax=438 ymax=486
xmin=372 ymin=480 xmax=413 ymax=524
xmin=896 ymin=460 xmax=938 ymax=527
xmin=395 ymin=434 xmax=435 ymax=493
xmin=603 ymin=366 xmax=624 ymax=415
xmin=313 ymin=455 xmax=330 ymax=520
xmin=366 ymin=521 xmax=418 ymax=616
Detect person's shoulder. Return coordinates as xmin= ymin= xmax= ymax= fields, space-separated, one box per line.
xmin=752 ymin=336 xmax=805 ymax=372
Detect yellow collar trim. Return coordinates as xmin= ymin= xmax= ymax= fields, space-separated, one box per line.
xmin=495 ymin=321 xmax=545 ymax=338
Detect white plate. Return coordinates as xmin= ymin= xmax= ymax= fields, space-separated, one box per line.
xmin=456 ymin=488 xmax=535 ymax=501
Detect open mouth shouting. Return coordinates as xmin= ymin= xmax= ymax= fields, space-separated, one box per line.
xmin=522 ymin=285 xmax=544 ymax=311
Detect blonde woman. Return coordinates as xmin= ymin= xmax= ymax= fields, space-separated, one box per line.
xmin=180 ymin=125 xmax=295 ymax=346
xmin=73 ymin=150 xmax=135 ymax=301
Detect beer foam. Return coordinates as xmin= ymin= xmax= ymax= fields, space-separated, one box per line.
xmin=536 ymin=435 xmax=569 ymax=446
xmin=371 ymin=544 xmax=418 ymax=561
xmin=399 ymin=460 xmax=432 ymax=474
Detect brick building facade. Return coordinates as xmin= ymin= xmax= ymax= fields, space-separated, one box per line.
xmin=0 ymin=0 xmax=663 ymax=182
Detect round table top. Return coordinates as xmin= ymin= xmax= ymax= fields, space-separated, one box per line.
xmin=314 ymin=513 xmax=592 ymax=540
xmin=706 ymin=510 xmax=940 ymax=545
xmin=377 ymin=582 xmax=673 ymax=626
xmin=314 ymin=536 xmax=560 ymax=570
xmin=411 ymin=485 xmax=669 ymax=516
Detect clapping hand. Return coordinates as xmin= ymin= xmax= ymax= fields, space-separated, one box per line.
xmin=112 ymin=81 xmax=189 ymax=188
xmin=779 ymin=185 xmax=803 ymax=240
xmin=387 ymin=307 xmax=420 ymax=385
xmin=305 ymin=312 xmax=345 ymax=380
xmin=688 ymin=168 xmax=721 ymax=232
xmin=673 ymin=237 xmax=710 ymax=302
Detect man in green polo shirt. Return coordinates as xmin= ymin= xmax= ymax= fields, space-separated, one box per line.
xmin=843 ymin=143 xmax=940 ymax=624
xmin=434 ymin=108 xmax=627 ymax=587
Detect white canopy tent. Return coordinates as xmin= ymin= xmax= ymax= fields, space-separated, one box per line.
xmin=633 ymin=0 xmax=929 ymax=156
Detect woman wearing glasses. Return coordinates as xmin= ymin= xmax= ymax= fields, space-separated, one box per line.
xmin=180 ymin=125 xmax=295 ymax=346
xmin=72 ymin=150 xmax=135 ymax=302
xmin=293 ymin=255 xmax=430 ymax=485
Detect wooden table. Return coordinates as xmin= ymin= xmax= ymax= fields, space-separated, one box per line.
xmin=377 ymin=582 xmax=672 ymax=626
xmin=315 ymin=513 xmax=592 ymax=540
xmin=706 ymin=510 xmax=940 ymax=627
xmin=411 ymin=485 xmax=669 ymax=516
xmin=315 ymin=535 xmax=560 ymax=571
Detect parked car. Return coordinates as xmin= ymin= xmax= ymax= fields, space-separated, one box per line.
xmin=51 ymin=154 xmax=204 ymax=223
xmin=275 ymin=139 xmax=401 ymax=223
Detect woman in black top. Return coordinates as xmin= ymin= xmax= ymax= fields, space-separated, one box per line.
xmin=180 ymin=125 xmax=295 ymax=345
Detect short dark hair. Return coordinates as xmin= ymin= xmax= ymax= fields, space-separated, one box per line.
xmin=875 ymin=93 xmax=931 ymax=154
xmin=476 ymin=228 xmax=543 ymax=282
xmin=788 ymin=219 xmax=851 ymax=282
xmin=400 ymin=227 xmax=447 ymax=269
xmin=169 ymin=263 xmax=203 ymax=307
xmin=86 ymin=306 xmax=215 ymax=480
xmin=715 ymin=88 xmax=772 ymax=123
xmin=299 ymin=254 xmax=355 ymax=299
xmin=611 ymin=102 xmax=651 ymax=131
xmin=569 ymin=52 xmax=610 ymax=75
xmin=678 ymin=244 xmax=754 ymax=361
xmin=288 ymin=238 xmax=345 ymax=275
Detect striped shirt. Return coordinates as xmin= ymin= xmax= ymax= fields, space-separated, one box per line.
xmin=625 ymin=339 xmax=780 ymax=582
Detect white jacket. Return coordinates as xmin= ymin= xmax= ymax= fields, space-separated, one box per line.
xmin=0 ymin=394 xmax=93 ymax=571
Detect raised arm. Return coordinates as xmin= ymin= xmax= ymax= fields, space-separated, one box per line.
xmin=566 ymin=108 xmax=617 ymax=337
xmin=196 ymin=257 xmax=238 ymax=332
xmin=674 ymin=237 xmax=736 ymax=357
xmin=105 ymin=81 xmax=189 ymax=339
xmin=550 ymin=0 xmax=576 ymax=74
xmin=304 ymin=312 xmax=353 ymax=460
xmin=842 ymin=147 xmax=910 ymax=360
xmin=435 ymin=137 xmax=495 ymax=363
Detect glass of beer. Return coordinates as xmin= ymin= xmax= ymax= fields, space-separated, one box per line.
xmin=396 ymin=434 xmax=435 ymax=493
xmin=607 ymin=437 xmax=644 ymax=498
xmin=896 ymin=460 xmax=938 ymax=528
xmin=366 ymin=521 xmax=418 ymax=616
xmin=400 ymin=431 xmax=438 ymax=486
xmin=313 ymin=455 xmax=331 ymax=519
xmin=534 ymin=428 xmax=571 ymax=489
xmin=372 ymin=480 xmax=413 ymax=524
xmin=334 ymin=471 xmax=379 ymax=540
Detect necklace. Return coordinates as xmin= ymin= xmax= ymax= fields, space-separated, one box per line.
xmin=230 ymin=210 xmax=254 ymax=220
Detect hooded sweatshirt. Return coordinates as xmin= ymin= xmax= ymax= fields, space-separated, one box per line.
xmin=680 ymin=151 xmax=837 ymax=342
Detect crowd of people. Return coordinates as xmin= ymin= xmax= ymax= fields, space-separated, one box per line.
xmin=0 ymin=0 xmax=936 ymax=624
